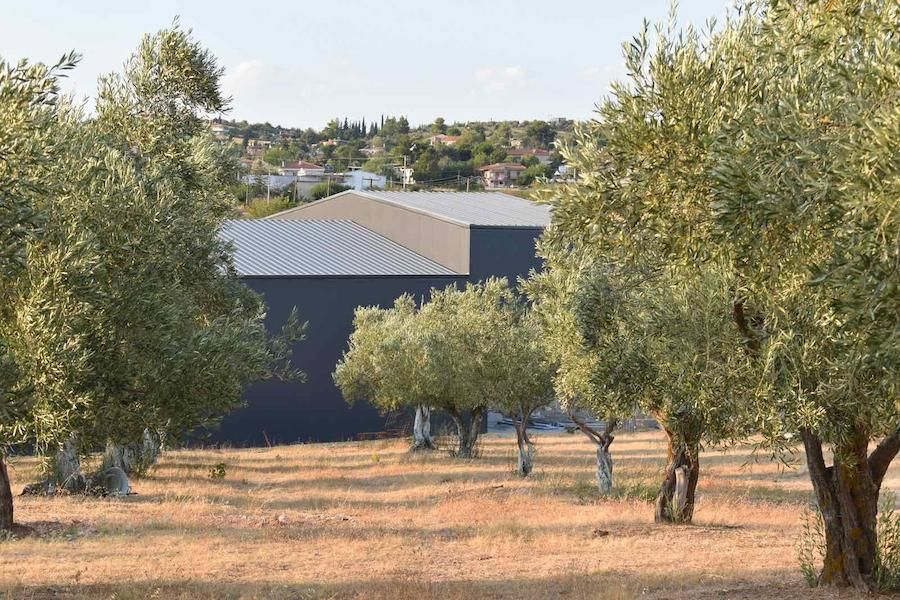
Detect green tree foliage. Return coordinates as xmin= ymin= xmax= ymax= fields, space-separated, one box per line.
xmin=524 ymin=120 xmax=556 ymax=148
xmin=537 ymin=0 xmax=899 ymax=586
xmin=0 ymin=25 xmax=304 ymax=525
xmin=309 ymin=182 xmax=351 ymax=201
xmin=243 ymin=197 xmax=296 ymax=219
xmin=262 ymin=147 xmax=295 ymax=166
xmin=335 ymin=279 xmax=550 ymax=461
xmin=333 ymin=296 xmax=437 ymax=450
xmin=430 ymin=117 xmax=447 ymax=134
xmin=0 ymin=52 xmax=79 ymax=529
xmin=518 ymin=163 xmax=553 ymax=187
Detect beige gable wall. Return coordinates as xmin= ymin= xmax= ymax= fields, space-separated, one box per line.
xmin=272 ymin=193 xmax=470 ymax=274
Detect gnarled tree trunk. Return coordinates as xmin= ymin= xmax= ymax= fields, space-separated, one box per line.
xmin=596 ymin=443 xmax=613 ymax=495
xmin=655 ymin=430 xmax=699 ymax=523
xmin=514 ymin=411 xmax=535 ymax=477
xmin=22 ymin=437 xmax=87 ymax=496
xmin=570 ymin=413 xmax=615 ymax=495
xmin=0 ymin=455 xmax=13 ymax=530
xmin=411 ymin=405 xmax=435 ymax=451
xmin=51 ymin=438 xmax=86 ymax=494
xmin=801 ymin=428 xmax=900 ymax=592
xmin=450 ymin=407 xmax=484 ymax=459
xmin=102 ymin=429 xmax=162 ymax=477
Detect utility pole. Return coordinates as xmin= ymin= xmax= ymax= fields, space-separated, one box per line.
xmin=402 ymin=155 xmax=408 ymax=191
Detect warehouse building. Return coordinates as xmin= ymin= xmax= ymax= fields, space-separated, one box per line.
xmin=217 ymin=191 xmax=550 ymax=445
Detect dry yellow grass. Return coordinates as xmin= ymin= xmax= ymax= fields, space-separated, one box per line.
xmin=2 ymin=430 xmax=896 ymax=599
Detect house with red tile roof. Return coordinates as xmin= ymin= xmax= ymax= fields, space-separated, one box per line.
xmin=479 ymin=163 xmax=526 ymax=188
xmin=429 ymin=134 xmax=461 ymax=147
xmin=279 ymin=161 xmax=326 ymax=178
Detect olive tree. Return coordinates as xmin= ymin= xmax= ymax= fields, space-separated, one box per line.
xmin=541 ymin=0 xmax=899 ymax=585
xmin=0 ymin=53 xmax=78 ymax=529
xmin=334 ymin=296 xmax=437 ymax=451
xmin=576 ymin=263 xmax=748 ymax=522
xmin=524 ymin=255 xmax=626 ymax=494
xmin=529 ymin=7 xmax=756 ymax=522
xmin=707 ymin=2 xmax=900 ymax=589
xmin=1 ymin=25 xmax=304 ymax=521
xmin=479 ymin=307 xmax=554 ymax=477
xmin=337 ymin=279 xmax=551 ymax=462
xmin=419 ymin=279 xmax=528 ymax=459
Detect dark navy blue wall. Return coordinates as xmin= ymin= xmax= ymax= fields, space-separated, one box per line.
xmin=216 ymin=275 xmax=463 ymax=446
xmin=215 ymin=226 xmax=545 ymax=446
xmin=468 ymin=227 xmax=544 ymax=285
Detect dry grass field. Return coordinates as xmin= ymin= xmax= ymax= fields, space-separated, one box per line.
xmin=2 ymin=430 xmax=898 ymax=599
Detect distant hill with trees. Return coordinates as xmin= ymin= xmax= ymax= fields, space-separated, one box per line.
xmin=214 ymin=115 xmax=574 ymax=190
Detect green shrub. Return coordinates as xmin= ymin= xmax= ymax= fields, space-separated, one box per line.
xmin=208 ymin=463 xmax=227 ymax=480
xmin=309 ymin=182 xmax=350 ymax=201
xmin=242 ymin=197 xmax=295 ymax=219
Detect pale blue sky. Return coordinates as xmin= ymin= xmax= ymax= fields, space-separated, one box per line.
xmin=1 ymin=0 xmax=731 ymax=129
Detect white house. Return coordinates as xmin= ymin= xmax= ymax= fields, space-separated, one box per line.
xmin=279 ymin=161 xmax=326 ymax=178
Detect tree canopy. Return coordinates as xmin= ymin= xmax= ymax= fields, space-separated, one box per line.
xmin=534 ymin=0 xmax=899 ymax=586
xmin=0 ymin=25 xmax=304 ymax=528
xmin=336 ymin=279 xmax=552 ymax=462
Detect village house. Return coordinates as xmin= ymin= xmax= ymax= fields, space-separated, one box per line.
xmin=279 ymin=160 xmax=326 ymax=178
xmin=429 ymin=134 xmax=461 ymax=147
xmin=245 ymin=138 xmax=273 ymax=158
xmin=479 ymin=163 xmax=526 ymax=188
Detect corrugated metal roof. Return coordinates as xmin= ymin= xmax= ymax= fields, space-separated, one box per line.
xmin=221 ymin=220 xmax=457 ymax=277
xmin=353 ymin=191 xmax=551 ymax=228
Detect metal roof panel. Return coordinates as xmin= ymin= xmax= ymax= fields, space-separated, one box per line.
xmin=352 ymin=191 xmax=551 ymax=227
xmin=221 ymin=219 xmax=458 ymax=277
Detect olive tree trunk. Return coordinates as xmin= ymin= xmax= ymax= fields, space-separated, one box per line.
xmin=655 ymin=430 xmax=699 ymax=523
xmin=450 ymin=408 xmax=484 ymax=459
xmin=514 ymin=410 xmax=535 ymax=477
xmin=801 ymin=428 xmax=900 ymax=592
xmin=102 ymin=429 xmax=162 ymax=477
xmin=0 ymin=455 xmax=13 ymax=530
xmin=596 ymin=443 xmax=613 ymax=495
xmin=411 ymin=405 xmax=435 ymax=451
xmin=51 ymin=438 xmax=86 ymax=494
xmin=20 ymin=437 xmax=86 ymax=496
xmin=570 ymin=413 xmax=616 ymax=495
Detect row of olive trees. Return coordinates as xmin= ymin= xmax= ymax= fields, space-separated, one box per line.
xmin=335 ymin=270 xmax=745 ymax=523
xmin=334 ymin=279 xmax=555 ymax=474
xmin=0 ymin=26 xmax=303 ymax=530
xmin=531 ymin=0 xmax=898 ymax=590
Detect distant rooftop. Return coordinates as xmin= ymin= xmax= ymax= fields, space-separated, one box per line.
xmin=221 ymin=219 xmax=457 ymax=277
xmin=327 ymin=190 xmax=551 ymax=228
xmin=281 ymin=160 xmax=323 ymax=170
xmin=479 ymin=163 xmax=527 ymax=172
